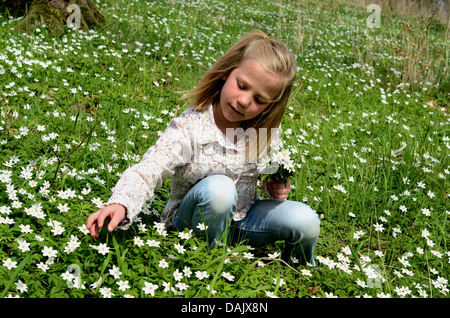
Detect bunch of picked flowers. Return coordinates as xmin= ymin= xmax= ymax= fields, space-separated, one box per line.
xmin=257 ymin=143 xmax=296 ymax=183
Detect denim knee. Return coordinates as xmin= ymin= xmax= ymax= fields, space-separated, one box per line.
xmin=285 ymin=203 xmax=320 ymax=243
xmin=200 ymin=175 xmax=237 ymax=217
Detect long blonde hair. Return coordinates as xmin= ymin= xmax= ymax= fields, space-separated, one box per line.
xmin=182 ymin=30 xmax=296 ymax=160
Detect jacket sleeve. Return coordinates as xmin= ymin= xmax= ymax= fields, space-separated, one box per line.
xmin=106 ymin=113 xmax=192 ymax=230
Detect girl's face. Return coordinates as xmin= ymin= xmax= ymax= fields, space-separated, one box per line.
xmin=215 ymin=57 xmax=284 ymax=130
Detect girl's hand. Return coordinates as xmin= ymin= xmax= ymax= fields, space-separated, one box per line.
xmin=267 ymin=179 xmax=291 ymax=200
xmin=86 ymin=203 xmax=126 ymax=238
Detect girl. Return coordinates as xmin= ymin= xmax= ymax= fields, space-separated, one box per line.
xmin=86 ymin=30 xmax=320 ymax=266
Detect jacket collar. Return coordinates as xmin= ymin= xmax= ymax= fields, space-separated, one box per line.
xmin=196 ymin=106 xmax=246 ymax=151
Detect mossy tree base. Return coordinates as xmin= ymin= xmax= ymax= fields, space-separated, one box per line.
xmin=1 ymin=0 xmax=105 ymax=34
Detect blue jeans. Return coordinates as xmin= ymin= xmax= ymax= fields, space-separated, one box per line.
xmin=172 ymin=175 xmax=320 ymax=266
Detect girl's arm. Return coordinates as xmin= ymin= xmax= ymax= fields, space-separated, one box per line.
xmin=87 ymin=113 xmax=192 ymax=234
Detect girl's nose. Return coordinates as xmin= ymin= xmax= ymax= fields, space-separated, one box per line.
xmin=237 ymin=93 xmax=251 ymax=108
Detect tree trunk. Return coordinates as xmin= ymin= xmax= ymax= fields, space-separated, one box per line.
xmin=0 ymin=0 xmax=33 ymax=17
xmin=1 ymin=0 xmax=105 ymax=34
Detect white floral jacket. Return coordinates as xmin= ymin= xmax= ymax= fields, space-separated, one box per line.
xmin=106 ymin=106 xmax=279 ymax=230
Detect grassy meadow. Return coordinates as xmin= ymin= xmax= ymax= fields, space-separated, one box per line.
xmin=0 ymin=0 xmax=449 ymax=298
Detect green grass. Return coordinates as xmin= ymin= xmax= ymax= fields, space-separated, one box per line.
xmin=0 ymin=0 xmax=448 ymax=298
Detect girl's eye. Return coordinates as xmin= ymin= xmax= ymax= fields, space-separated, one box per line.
xmin=254 ymin=97 xmax=263 ymax=104
xmin=237 ymin=79 xmax=266 ymax=105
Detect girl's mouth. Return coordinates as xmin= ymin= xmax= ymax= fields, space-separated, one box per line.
xmin=230 ymin=104 xmax=244 ymax=116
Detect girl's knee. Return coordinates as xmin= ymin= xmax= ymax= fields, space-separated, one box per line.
xmin=202 ymin=175 xmax=237 ymax=214
xmin=303 ymin=210 xmax=320 ymax=241
xmin=287 ymin=203 xmax=320 ymax=241
xmin=203 ymin=174 xmax=235 ymax=188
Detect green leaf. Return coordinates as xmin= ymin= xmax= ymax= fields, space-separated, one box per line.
xmin=95 ymin=252 xmax=112 ymax=292
xmin=1 ymin=253 xmax=32 ymax=298
xmin=112 ymin=236 xmax=129 ymax=275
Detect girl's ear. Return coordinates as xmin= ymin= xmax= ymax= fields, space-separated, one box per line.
xmin=222 ymin=70 xmax=233 ymax=81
